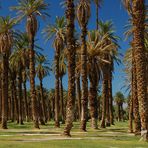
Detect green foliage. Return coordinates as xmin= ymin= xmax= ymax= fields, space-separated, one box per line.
xmin=114 ymin=91 xmax=125 ymax=105
xmin=10 ymin=0 xmax=49 ymax=22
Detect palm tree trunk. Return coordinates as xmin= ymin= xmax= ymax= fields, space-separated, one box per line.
xmin=89 ymin=59 xmax=98 ymax=129
xmin=23 ymin=80 xmax=29 ymax=122
xmin=80 ymin=24 xmax=88 ymax=132
xmin=63 ymin=0 xmax=76 ymax=136
xmin=39 ymin=77 xmax=46 ymax=123
xmin=106 ymin=85 xmax=110 ymax=127
xmin=121 ymin=104 xmax=124 ymax=121
xmin=108 ymin=72 xmax=114 ymax=125
xmin=10 ymin=79 xmax=15 ymax=122
xmin=98 ymin=95 xmax=101 ymax=121
xmin=55 ymin=47 xmax=60 ymax=128
xmin=89 ymin=79 xmax=98 ymax=129
xmin=13 ymin=78 xmax=19 ymax=123
xmin=1 ymin=54 xmax=8 ymax=129
xmin=132 ymin=0 xmax=148 ymax=141
xmin=132 ymin=53 xmax=141 ymax=135
xmin=100 ymin=69 xmax=108 ymax=128
xmin=76 ymin=72 xmax=81 ymax=121
xmin=29 ymin=38 xmax=39 ymax=129
xmin=18 ymin=66 xmax=23 ymax=125
xmin=118 ymin=104 xmax=121 ymax=121
xmin=38 ymin=94 xmax=45 ymax=125
xmin=60 ymin=76 xmax=65 ymax=124
xmin=96 ymin=2 xmax=99 ymax=30
xmin=129 ymin=95 xmax=133 ymax=133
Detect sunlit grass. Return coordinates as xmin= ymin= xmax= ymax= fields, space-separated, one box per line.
xmin=0 ymin=121 xmax=147 ymax=148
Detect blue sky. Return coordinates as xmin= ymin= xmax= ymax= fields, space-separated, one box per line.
xmin=1 ymin=0 xmax=140 ymax=97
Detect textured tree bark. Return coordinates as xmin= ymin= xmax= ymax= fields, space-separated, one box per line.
xmin=39 ymin=77 xmax=46 ymax=123
xmin=129 ymin=95 xmax=133 ymax=133
xmin=63 ymin=0 xmax=76 ymax=136
xmin=132 ymin=0 xmax=148 ymax=141
xmin=89 ymin=79 xmax=98 ymax=129
xmin=106 ymin=86 xmax=110 ymax=126
xmin=18 ymin=65 xmax=23 ymax=125
xmin=88 ymin=59 xmax=98 ymax=129
xmin=13 ymin=78 xmax=19 ymax=124
xmin=76 ymin=72 xmax=81 ymax=121
xmin=108 ymin=72 xmax=114 ymax=125
xmin=10 ymin=79 xmax=15 ymax=122
xmin=60 ymin=76 xmax=65 ymax=124
xmin=100 ymin=72 xmax=108 ymax=128
xmin=38 ymin=94 xmax=45 ymax=125
xmin=132 ymin=52 xmax=141 ymax=135
xmin=80 ymin=24 xmax=88 ymax=131
xmin=55 ymin=46 xmax=60 ymax=128
xmin=117 ymin=104 xmax=121 ymax=122
xmin=95 ymin=1 xmax=99 ymax=30
xmin=23 ymin=74 xmax=29 ymax=122
xmin=1 ymin=54 xmax=8 ymax=129
xmin=29 ymin=38 xmax=39 ymax=129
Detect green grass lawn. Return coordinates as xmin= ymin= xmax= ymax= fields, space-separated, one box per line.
xmin=0 ymin=121 xmax=147 ymax=148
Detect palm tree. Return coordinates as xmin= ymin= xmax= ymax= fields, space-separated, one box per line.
xmin=63 ymin=0 xmax=76 ymax=136
xmin=0 ymin=16 xmax=15 ymax=129
xmin=86 ymin=30 xmax=107 ymax=129
xmin=77 ymin=0 xmax=91 ymax=132
xmin=59 ymin=52 xmax=67 ymax=123
xmin=123 ymin=0 xmax=148 ymax=140
xmin=92 ymin=0 xmax=103 ymax=29
xmin=98 ymin=20 xmax=119 ymax=127
xmin=75 ymin=50 xmax=81 ymax=121
xmin=36 ymin=54 xmax=50 ymax=123
xmin=10 ymin=47 xmax=24 ymax=124
xmin=11 ymin=0 xmax=48 ymax=129
xmin=43 ymin=16 xmax=66 ymax=127
xmin=9 ymin=63 xmax=19 ymax=123
xmin=114 ymin=92 xmax=125 ymax=122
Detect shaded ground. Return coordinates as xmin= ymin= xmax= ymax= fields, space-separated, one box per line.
xmin=0 ymin=121 xmax=147 ymax=148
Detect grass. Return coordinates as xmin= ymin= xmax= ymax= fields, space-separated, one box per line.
xmin=0 ymin=121 xmax=147 ymax=148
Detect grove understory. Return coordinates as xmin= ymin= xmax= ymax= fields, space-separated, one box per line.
xmin=0 ymin=121 xmax=148 ymax=148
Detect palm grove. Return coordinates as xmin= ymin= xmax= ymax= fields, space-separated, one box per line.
xmin=0 ymin=0 xmax=148 ymax=142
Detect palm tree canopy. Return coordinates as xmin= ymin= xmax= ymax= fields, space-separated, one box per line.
xmin=77 ymin=0 xmax=91 ymax=28
xmin=114 ymin=91 xmax=125 ymax=105
xmin=36 ymin=54 xmax=51 ymax=80
xmin=43 ymin=16 xmax=66 ymax=42
xmin=0 ymin=16 xmax=16 ymax=53
xmin=10 ymin=0 xmax=49 ymax=21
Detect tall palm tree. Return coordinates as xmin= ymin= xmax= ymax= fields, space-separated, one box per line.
xmin=123 ymin=0 xmax=148 ymax=140
xmin=86 ymin=30 xmax=114 ymax=129
xmin=114 ymin=92 xmax=125 ymax=122
xmin=59 ymin=52 xmax=67 ymax=123
xmin=92 ymin=0 xmax=103 ymax=29
xmin=10 ymin=47 xmax=24 ymax=124
xmin=77 ymin=0 xmax=91 ymax=132
xmin=98 ymin=20 xmax=119 ymax=127
xmin=36 ymin=54 xmax=50 ymax=123
xmin=9 ymin=63 xmax=19 ymax=123
xmin=75 ymin=54 xmax=81 ymax=121
xmin=0 ymin=16 xmax=15 ymax=129
xmin=63 ymin=0 xmax=76 ymax=136
xmin=124 ymin=44 xmax=141 ymax=134
xmin=11 ymin=0 xmax=48 ymax=128
xmin=43 ymin=16 xmax=66 ymax=127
